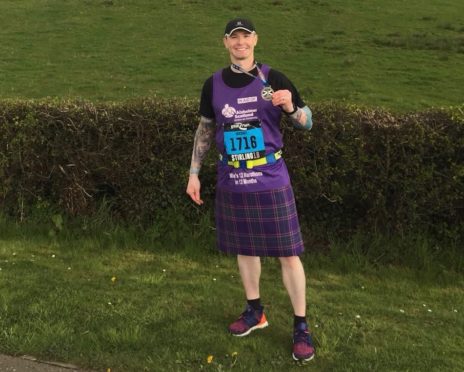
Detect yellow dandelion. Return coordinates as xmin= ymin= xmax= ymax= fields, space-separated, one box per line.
xmin=111 ymin=276 xmax=117 ymax=283
xmin=107 ymin=369 xmax=111 ymax=372
xmin=231 ymin=351 xmax=239 ymax=367
xmin=207 ymin=355 xmax=214 ymax=364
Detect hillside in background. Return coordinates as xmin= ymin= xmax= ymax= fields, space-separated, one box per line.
xmin=1 ymin=0 xmax=463 ymax=110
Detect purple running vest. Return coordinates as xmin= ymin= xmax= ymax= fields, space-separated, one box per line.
xmin=212 ymin=64 xmax=291 ymax=192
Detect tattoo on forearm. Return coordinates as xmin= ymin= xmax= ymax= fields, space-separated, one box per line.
xmin=289 ymin=108 xmax=305 ymax=127
xmin=289 ymin=106 xmax=312 ymax=130
xmin=190 ymin=117 xmax=215 ymax=173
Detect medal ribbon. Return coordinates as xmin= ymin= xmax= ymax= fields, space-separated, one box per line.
xmin=231 ymin=62 xmax=271 ymax=87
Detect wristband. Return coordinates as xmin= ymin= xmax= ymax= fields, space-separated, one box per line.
xmin=284 ymin=104 xmax=298 ymax=116
xmin=189 ymin=167 xmax=200 ymax=175
xmin=289 ymin=108 xmax=300 ymax=120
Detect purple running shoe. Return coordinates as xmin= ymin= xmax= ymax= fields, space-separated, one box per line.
xmin=292 ymin=322 xmax=315 ymax=362
xmin=228 ymin=304 xmax=268 ymax=337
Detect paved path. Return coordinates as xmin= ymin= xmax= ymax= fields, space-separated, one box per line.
xmin=0 ymin=354 xmax=91 ymax=372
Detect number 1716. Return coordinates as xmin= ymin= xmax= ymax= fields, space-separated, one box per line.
xmin=229 ymin=135 xmax=257 ymax=152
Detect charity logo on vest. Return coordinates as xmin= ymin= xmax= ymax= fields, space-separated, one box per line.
xmin=221 ymin=104 xmax=258 ymax=121
xmin=222 ymin=104 xmax=236 ymax=118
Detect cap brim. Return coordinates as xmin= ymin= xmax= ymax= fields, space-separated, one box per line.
xmin=225 ymin=27 xmax=254 ymax=36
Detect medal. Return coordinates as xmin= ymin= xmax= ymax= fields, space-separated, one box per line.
xmin=232 ymin=62 xmax=275 ymax=101
xmin=261 ymin=86 xmax=274 ymax=101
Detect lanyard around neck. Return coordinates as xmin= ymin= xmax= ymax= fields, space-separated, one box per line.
xmin=231 ymin=62 xmax=270 ymax=87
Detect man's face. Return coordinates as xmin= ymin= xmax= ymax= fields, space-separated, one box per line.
xmin=223 ymin=30 xmax=258 ymax=61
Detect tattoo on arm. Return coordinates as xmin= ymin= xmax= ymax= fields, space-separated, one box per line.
xmin=190 ymin=116 xmax=215 ymax=174
xmin=289 ymin=106 xmax=313 ymax=130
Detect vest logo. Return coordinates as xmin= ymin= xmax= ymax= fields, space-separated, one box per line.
xmin=237 ymin=96 xmax=258 ymax=104
xmin=222 ymin=104 xmax=236 ymax=118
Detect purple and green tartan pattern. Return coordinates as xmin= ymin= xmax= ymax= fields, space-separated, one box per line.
xmin=215 ymin=185 xmax=304 ymax=257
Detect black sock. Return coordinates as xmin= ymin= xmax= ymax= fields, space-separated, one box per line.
xmin=294 ymin=315 xmax=307 ymax=328
xmin=247 ymin=298 xmax=262 ymax=311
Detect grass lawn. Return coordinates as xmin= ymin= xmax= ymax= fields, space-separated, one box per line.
xmin=1 ymin=1 xmax=463 ymax=370
xmin=0 ymin=216 xmax=463 ymax=371
xmin=1 ymin=0 xmax=463 ymax=110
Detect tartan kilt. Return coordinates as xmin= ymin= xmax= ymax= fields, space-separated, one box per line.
xmin=215 ymin=184 xmax=304 ymax=257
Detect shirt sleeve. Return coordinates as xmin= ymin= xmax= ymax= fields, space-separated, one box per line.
xmin=268 ymin=69 xmax=306 ymax=108
xmin=199 ymin=76 xmax=215 ymax=119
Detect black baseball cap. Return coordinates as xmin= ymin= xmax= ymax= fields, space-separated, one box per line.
xmin=224 ymin=18 xmax=256 ymax=37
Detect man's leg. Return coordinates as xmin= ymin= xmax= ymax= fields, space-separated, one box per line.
xmin=228 ymin=255 xmax=268 ymax=336
xmin=279 ymin=256 xmax=315 ymax=362
xmin=237 ymin=255 xmax=261 ymax=299
xmin=279 ymin=256 xmax=306 ymax=316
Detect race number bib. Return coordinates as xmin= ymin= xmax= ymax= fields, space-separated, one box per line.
xmin=223 ymin=121 xmax=266 ymax=162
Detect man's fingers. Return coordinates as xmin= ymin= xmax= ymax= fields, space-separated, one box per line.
xmin=272 ymin=90 xmax=291 ymax=107
xmin=192 ymin=190 xmax=203 ymax=205
xmin=187 ymin=188 xmax=203 ymax=205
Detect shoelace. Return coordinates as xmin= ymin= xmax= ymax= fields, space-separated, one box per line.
xmin=294 ymin=329 xmax=312 ymax=345
xmin=241 ymin=308 xmax=259 ymax=326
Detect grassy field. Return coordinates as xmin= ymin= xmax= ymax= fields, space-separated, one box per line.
xmin=1 ymin=0 xmax=463 ymax=110
xmin=1 ymin=1 xmax=463 ymax=371
xmin=0 ymin=214 xmax=463 ymax=371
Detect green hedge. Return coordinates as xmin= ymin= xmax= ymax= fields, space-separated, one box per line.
xmin=286 ymin=104 xmax=464 ymax=239
xmin=0 ymin=98 xmax=463 ymax=239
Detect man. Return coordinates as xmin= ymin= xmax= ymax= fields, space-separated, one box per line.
xmin=186 ymin=18 xmax=315 ymax=362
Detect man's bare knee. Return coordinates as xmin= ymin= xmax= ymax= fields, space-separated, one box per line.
xmin=279 ymin=256 xmax=301 ymax=268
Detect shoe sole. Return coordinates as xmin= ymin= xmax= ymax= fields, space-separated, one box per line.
xmin=231 ymin=320 xmax=269 ymax=337
xmin=292 ymin=353 xmax=315 ymax=362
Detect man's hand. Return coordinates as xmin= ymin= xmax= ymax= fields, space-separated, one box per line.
xmin=271 ymin=89 xmax=294 ymax=113
xmin=186 ymin=174 xmax=203 ymax=205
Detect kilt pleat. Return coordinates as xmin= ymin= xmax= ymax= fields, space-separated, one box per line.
xmin=215 ymin=185 xmax=304 ymax=257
